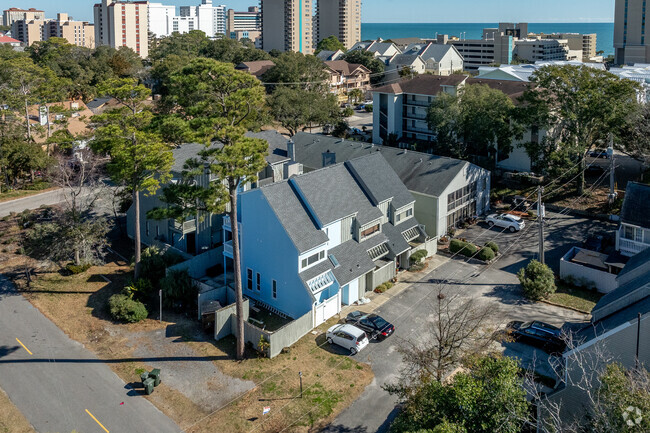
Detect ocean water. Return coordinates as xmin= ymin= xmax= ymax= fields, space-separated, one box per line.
xmin=361 ymin=23 xmax=615 ymax=56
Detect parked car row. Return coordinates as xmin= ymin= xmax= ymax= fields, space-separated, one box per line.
xmin=325 ymin=311 xmax=395 ymax=355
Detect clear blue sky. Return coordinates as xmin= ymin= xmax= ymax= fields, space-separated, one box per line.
xmin=16 ymin=0 xmax=615 ymax=24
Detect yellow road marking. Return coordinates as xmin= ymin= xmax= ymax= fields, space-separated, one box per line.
xmin=85 ymin=409 xmax=109 ymax=433
xmin=15 ymin=338 xmax=32 ymax=355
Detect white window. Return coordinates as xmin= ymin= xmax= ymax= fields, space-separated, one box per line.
xmin=301 ymin=250 xmax=325 ymax=269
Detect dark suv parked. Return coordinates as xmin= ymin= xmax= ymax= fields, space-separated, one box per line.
xmin=506 ymin=321 xmax=566 ymax=353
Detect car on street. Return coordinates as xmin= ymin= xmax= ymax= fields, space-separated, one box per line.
xmin=345 ymin=311 xmax=395 ymax=340
xmin=589 ymin=149 xmax=609 ymax=159
xmin=326 ymin=324 xmax=369 ymax=355
xmin=506 ymin=321 xmax=566 ymax=353
xmin=486 ymin=213 xmax=526 ymax=232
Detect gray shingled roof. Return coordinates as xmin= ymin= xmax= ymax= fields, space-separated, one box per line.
xmin=291 ymin=163 xmax=383 ymax=227
xmin=420 ymin=44 xmax=457 ymax=61
xmin=330 ymin=239 xmax=379 ymax=286
xmin=382 ymin=217 xmax=419 ymax=256
xmin=292 ymin=132 xmax=470 ymax=198
xmin=259 ymin=182 xmax=329 ymax=253
xmin=345 ymin=153 xmax=415 ymax=209
xmin=389 ymin=53 xmax=423 ymax=67
xmin=246 ymin=130 xmax=290 ymax=165
xmin=171 ymin=142 xmax=223 ymax=173
xmin=620 ymin=182 xmax=650 ymax=228
xmin=576 ymin=295 xmax=650 ymax=346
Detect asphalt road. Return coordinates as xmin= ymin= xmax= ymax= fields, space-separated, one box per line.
xmin=0 ymin=189 xmax=67 ymax=217
xmin=322 ymin=212 xmax=593 ymax=433
xmin=0 ymin=277 xmax=180 ymax=433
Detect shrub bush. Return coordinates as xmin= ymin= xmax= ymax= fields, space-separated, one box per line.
xmin=410 ymin=250 xmax=428 ymax=264
xmin=374 ymin=283 xmax=387 ymax=293
xmin=123 ymin=278 xmax=154 ymax=301
xmin=66 ymin=263 xmax=92 ymax=275
xmin=342 ymin=107 xmax=354 ymax=117
xmin=364 ymin=104 xmax=373 ymax=112
xmin=449 ymin=239 xmax=478 ymax=258
xmin=517 ymin=260 xmax=556 ymax=300
xmin=485 ymin=241 xmax=499 ymax=254
xmin=477 ymin=247 xmax=495 ymax=262
xmin=109 ymin=294 xmax=148 ymax=323
xmin=160 ymin=269 xmax=198 ymax=310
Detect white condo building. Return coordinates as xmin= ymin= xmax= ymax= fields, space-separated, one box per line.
xmin=149 ymin=0 xmax=226 ymax=38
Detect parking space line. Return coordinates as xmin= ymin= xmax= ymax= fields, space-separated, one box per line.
xmin=85 ymin=409 xmax=109 ymax=433
xmin=15 ymin=338 xmax=32 ymax=355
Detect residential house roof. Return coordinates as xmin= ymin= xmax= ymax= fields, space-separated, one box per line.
xmin=590 ymin=247 xmax=650 ymax=323
xmin=170 ymin=142 xmax=222 ymax=173
xmin=292 ymin=132 xmax=471 ymax=198
xmin=316 ymin=49 xmax=344 ymax=61
xmin=419 ymin=43 xmax=461 ymax=62
xmin=85 ymin=97 xmax=112 ymax=112
xmin=367 ymin=42 xmax=400 ymax=56
xmin=465 ymin=78 xmax=531 ymax=102
xmin=373 ymin=74 xmax=468 ymax=96
xmin=324 ymin=60 xmax=370 ymax=76
xmin=235 ymin=60 xmax=276 ymax=78
xmin=26 ymin=100 xmax=94 ymax=145
xmin=345 ymin=152 xmax=415 ymax=210
xmin=388 ymin=53 xmax=425 ymax=68
xmin=246 ymin=130 xmax=290 ymax=165
xmin=261 ymin=181 xmax=330 ymax=254
xmin=0 ymin=34 xmax=20 ymax=44
xmin=620 ymin=182 xmax=650 ymax=228
xmin=291 ymin=162 xmax=383 ymax=227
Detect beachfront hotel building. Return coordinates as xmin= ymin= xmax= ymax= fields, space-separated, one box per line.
xmin=448 ymin=34 xmax=513 ymax=70
xmin=615 ymin=0 xmax=650 ymax=64
xmin=315 ymin=0 xmax=361 ymax=49
xmin=94 ymin=0 xmax=149 ymax=58
xmin=11 ymin=13 xmax=95 ymax=48
xmin=227 ymin=7 xmax=261 ymax=47
xmin=149 ymin=0 xmax=227 ymax=38
xmin=2 ymin=7 xmax=45 ymax=27
xmin=261 ymin=0 xmax=313 ymax=54
xmin=532 ymin=32 xmax=597 ymax=61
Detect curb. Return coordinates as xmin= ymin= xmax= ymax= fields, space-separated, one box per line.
xmin=538 ymin=299 xmax=591 ymax=315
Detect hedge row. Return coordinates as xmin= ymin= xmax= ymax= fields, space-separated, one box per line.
xmin=450 ymin=239 xmax=496 ymax=262
xmin=374 ymin=281 xmax=394 ymax=294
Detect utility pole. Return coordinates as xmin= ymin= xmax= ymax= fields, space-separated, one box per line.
xmin=159 ymin=289 xmax=163 ymax=323
xmin=538 ymin=186 xmax=545 ymax=265
xmin=608 ymin=138 xmax=617 ymax=205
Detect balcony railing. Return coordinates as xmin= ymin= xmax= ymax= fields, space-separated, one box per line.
xmin=403 ymin=99 xmax=431 ymax=108
xmin=224 ymin=240 xmax=233 ymax=257
xmin=169 ymin=219 xmax=196 ymax=233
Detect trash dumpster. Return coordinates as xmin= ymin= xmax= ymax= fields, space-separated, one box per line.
xmin=140 ymin=371 xmax=149 ymax=384
xmin=149 ymin=368 xmax=161 ymax=387
xmin=143 ymin=377 xmax=155 ymax=395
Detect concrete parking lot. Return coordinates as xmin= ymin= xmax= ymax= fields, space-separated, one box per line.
xmin=323 ymin=211 xmax=595 ymax=432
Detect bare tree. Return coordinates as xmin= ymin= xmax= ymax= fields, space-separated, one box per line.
xmin=396 ymin=288 xmax=495 ymax=385
xmin=24 ymin=149 xmax=110 ymax=266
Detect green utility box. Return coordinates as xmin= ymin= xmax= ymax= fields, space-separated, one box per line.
xmin=140 ymin=371 xmax=149 ymax=383
xmin=149 ymin=368 xmax=161 ymax=387
xmin=143 ymin=377 xmax=155 ymax=395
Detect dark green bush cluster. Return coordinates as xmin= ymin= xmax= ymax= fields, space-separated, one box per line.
xmin=477 ymin=247 xmax=495 ymax=262
xmin=66 ymin=263 xmax=92 ymax=275
xmin=109 ymin=294 xmax=148 ymax=323
xmin=449 ymin=239 xmax=478 ymax=258
xmin=160 ymin=269 xmax=197 ymax=310
xmin=374 ymin=281 xmax=394 ymax=294
xmin=409 ymin=250 xmax=428 ymax=264
xmin=484 ymin=241 xmax=499 ymax=254
xmin=517 ymin=260 xmax=556 ymax=300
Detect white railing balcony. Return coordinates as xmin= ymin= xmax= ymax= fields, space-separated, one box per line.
xmin=618 ymin=237 xmax=649 ymax=257
xmin=307 ymin=270 xmax=335 ymax=295
xmin=224 ymin=240 xmax=233 ymax=258
xmin=169 ymin=219 xmax=196 ymax=233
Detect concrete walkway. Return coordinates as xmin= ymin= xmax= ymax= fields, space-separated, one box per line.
xmin=0 ymin=277 xmax=180 ymax=433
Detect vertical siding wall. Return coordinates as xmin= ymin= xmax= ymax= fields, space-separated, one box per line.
xmin=372 ymin=261 xmax=396 ymax=289
xmin=168 ymin=247 xmax=223 ymax=279
xmin=214 ymin=298 xmax=250 ymax=340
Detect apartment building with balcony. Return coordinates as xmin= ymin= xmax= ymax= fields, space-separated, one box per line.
xmin=324 ymin=60 xmax=371 ymax=101
xmin=149 ymin=0 xmax=226 ymax=38
xmin=260 ymin=0 xmax=313 ymax=54
xmin=94 ymin=0 xmax=149 ymax=57
xmin=290 ymin=132 xmax=490 ymax=238
xmin=616 ymin=182 xmax=650 ymax=257
xmin=126 ymin=130 xmax=297 ymax=256
xmin=2 ymin=7 xmax=44 ymax=27
xmin=226 ymin=7 xmax=261 ymax=47
xmin=513 ymin=38 xmax=580 ymax=62
xmin=448 ymin=34 xmax=513 ymax=70
xmin=231 ymin=152 xmax=433 ymax=326
xmin=315 ymin=0 xmax=361 ymax=49
xmin=530 ymin=32 xmax=598 ymax=61
xmin=614 ymin=0 xmax=650 ymax=64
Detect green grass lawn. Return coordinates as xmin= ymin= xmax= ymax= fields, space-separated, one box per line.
xmin=547 ymin=283 xmax=603 ymax=313
xmin=0 ymin=182 xmax=53 ymax=203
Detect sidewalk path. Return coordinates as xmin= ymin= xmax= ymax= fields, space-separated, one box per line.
xmin=0 ymin=277 xmax=180 ymax=433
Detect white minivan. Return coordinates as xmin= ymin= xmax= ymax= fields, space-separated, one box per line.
xmin=326 ymin=324 xmax=369 ymax=355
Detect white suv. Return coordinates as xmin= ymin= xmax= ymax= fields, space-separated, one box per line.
xmin=326 ymin=324 xmax=369 ymax=355
xmin=486 ymin=213 xmax=525 ymax=232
